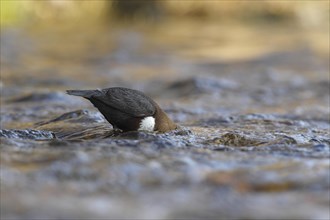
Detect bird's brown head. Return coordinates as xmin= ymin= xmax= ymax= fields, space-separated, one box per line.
xmin=153 ymin=104 xmax=177 ymax=133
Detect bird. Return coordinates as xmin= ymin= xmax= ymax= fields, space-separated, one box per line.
xmin=66 ymin=87 xmax=177 ymax=133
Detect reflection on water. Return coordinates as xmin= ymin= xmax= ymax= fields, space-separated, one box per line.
xmin=1 ymin=10 xmax=329 ymax=220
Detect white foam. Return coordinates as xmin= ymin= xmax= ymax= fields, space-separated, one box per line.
xmin=138 ymin=116 xmax=155 ymax=132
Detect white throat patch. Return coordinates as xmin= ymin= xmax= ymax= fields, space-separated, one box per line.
xmin=138 ymin=116 xmax=155 ymax=132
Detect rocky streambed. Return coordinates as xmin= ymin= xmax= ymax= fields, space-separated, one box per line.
xmin=1 ymin=22 xmax=329 ymax=219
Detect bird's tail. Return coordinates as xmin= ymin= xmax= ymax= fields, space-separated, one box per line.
xmin=66 ymin=89 xmax=101 ymax=98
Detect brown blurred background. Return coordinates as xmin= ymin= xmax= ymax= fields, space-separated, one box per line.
xmin=1 ymin=1 xmax=329 ymax=27
xmin=1 ymin=0 xmax=329 ymax=89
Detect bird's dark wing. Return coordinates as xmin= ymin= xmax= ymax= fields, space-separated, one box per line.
xmin=91 ymin=87 xmax=156 ymax=117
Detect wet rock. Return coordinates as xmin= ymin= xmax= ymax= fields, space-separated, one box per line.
xmin=7 ymin=92 xmax=67 ymax=103
xmin=39 ymin=110 xmax=89 ymax=123
xmin=114 ymin=131 xmax=157 ymax=140
xmin=271 ymin=135 xmax=298 ymax=145
xmin=34 ymin=110 xmax=110 ymax=140
xmin=0 ymin=129 xmax=56 ymax=140
xmin=111 ymin=131 xmax=191 ymax=149
xmin=48 ymin=139 xmax=70 ymax=147
xmin=205 ymin=170 xmax=250 ymax=192
xmin=212 ymin=146 xmax=231 ymax=151
xmin=249 ymin=144 xmax=330 ymax=158
xmin=140 ymin=138 xmax=178 ymax=149
xmin=36 ymin=110 xmax=105 ymax=126
xmin=197 ymin=116 xmax=232 ymax=127
xmin=250 ymin=181 xmax=298 ymax=192
xmin=164 ymin=107 xmax=209 ymax=124
xmin=239 ymin=113 xmax=277 ymax=121
xmin=311 ymin=137 xmax=330 ymax=146
xmin=171 ymin=126 xmax=193 ymax=136
xmin=164 ymin=76 xmax=238 ymax=97
xmin=55 ymin=125 xmax=112 ymax=140
xmin=312 ymin=144 xmax=328 ymax=152
xmin=209 ymin=132 xmax=267 ymax=147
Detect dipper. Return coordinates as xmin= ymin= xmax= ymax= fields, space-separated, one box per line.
xmin=66 ymin=87 xmax=177 ymax=132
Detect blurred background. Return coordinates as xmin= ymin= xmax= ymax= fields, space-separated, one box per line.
xmin=1 ymin=1 xmax=330 ymax=219
xmin=1 ymin=0 xmax=329 ymax=91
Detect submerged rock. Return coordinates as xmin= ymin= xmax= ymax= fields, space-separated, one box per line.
xmin=7 ymin=92 xmax=67 ymax=103
xmin=208 ymin=132 xmax=268 ymax=147
xmin=35 ymin=109 xmax=105 ymax=126
xmin=0 ymin=129 xmax=56 ymax=140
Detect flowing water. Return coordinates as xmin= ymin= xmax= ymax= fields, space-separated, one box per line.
xmin=1 ymin=21 xmax=329 ymax=219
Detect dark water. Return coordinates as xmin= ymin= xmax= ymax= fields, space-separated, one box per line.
xmin=1 ymin=22 xmax=329 ymax=219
